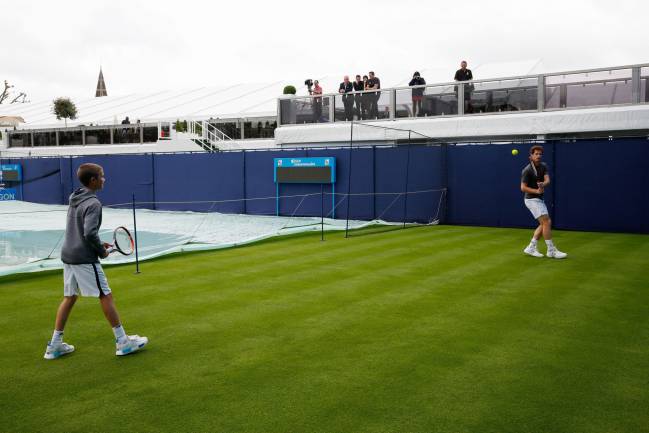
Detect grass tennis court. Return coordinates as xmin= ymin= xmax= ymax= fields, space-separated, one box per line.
xmin=1 ymin=225 xmax=648 ymax=433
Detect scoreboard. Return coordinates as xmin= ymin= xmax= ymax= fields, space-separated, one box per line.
xmin=273 ymin=157 xmax=336 ymax=216
xmin=274 ymin=157 xmax=335 ymax=184
xmin=0 ymin=164 xmax=22 ymax=182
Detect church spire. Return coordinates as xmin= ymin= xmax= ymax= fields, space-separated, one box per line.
xmin=95 ymin=67 xmax=107 ymax=97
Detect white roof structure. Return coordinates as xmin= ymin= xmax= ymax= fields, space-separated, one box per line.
xmin=0 ymin=60 xmax=545 ymax=128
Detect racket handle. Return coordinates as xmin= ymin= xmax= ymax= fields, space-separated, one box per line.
xmin=106 ymin=246 xmax=115 ymax=254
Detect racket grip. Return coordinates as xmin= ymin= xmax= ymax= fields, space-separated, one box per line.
xmin=106 ymin=246 xmax=115 ymax=254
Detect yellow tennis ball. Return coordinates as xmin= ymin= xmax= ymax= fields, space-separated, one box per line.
xmin=512 ymin=149 xmax=519 ymax=156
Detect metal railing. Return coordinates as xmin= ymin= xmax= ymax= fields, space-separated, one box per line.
xmin=187 ymin=120 xmax=233 ymax=152
xmin=277 ymin=63 xmax=649 ymax=126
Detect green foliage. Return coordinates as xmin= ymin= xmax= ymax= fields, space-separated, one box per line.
xmin=52 ymin=97 xmax=78 ymax=123
xmin=283 ymin=85 xmax=297 ymax=95
xmin=175 ymin=120 xmax=187 ymax=133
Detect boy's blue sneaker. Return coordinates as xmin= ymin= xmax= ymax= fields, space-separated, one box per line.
xmin=116 ymin=335 xmax=148 ymax=356
xmin=44 ymin=341 xmax=75 ymax=360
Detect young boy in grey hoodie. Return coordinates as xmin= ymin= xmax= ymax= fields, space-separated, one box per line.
xmin=45 ymin=163 xmax=148 ymax=359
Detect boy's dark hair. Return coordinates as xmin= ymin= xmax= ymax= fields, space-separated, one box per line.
xmin=529 ymin=145 xmax=544 ymax=155
xmin=77 ymin=163 xmax=103 ymax=187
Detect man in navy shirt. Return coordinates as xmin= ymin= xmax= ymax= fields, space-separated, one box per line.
xmin=366 ymin=71 xmax=381 ymax=119
xmin=520 ymin=145 xmax=567 ymax=259
xmin=454 ymin=60 xmax=474 ymax=113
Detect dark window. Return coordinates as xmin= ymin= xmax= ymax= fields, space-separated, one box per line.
xmin=210 ymin=122 xmax=240 ymax=140
xmin=85 ymin=128 xmax=111 ymax=145
xmin=59 ymin=130 xmax=83 ymax=146
xmin=143 ymin=126 xmax=157 ymax=143
xmin=8 ymin=132 xmax=31 ymax=147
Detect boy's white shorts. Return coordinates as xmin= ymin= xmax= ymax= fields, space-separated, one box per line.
xmin=524 ymin=198 xmax=549 ymax=220
xmin=63 ymin=263 xmax=111 ymax=297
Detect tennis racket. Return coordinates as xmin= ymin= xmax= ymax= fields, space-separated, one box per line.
xmin=107 ymin=226 xmax=134 ymax=255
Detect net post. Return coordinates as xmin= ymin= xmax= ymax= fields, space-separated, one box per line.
xmin=320 ymin=183 xmax=324 ymax=241
xmin=132 ymin=193 xmax=140 ymax=274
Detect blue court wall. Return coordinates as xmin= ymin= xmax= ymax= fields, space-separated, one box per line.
xmin=446 ymin=143 xmax=555 ymax=229
xmin=7 ymin=137 xmax=649 ymax=233
xmin=553 ymin=138 xmax=649 ymax=233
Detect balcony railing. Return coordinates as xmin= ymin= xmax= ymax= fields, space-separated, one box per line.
xmin=277 ymin=63 xmax=649 ymax=126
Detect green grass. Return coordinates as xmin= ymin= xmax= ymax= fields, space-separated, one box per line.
xmin=1 ymin=225 xmax=648 ymax=433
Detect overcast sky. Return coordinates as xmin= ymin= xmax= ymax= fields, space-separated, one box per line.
xmin=2 ymin=0 xmax=647 ymax=102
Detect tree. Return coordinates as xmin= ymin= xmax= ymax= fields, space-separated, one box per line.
xmin=52 ymin=97 xmax=78 ymax=127
xmin=0 ymin=80 xmax=28 ymax=104
xmin=283 ymin=85 xmax=297 ymax=95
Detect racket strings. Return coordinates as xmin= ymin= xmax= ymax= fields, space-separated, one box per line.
xmin=114 ymin=228 xmax=134 ymax=254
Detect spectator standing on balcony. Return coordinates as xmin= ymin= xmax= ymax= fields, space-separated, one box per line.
xmin=366 ymin=71 xmax=381 ymax=119
xmin=361 ymin=75 xmax=370 ymax=119
xmin=454 ymin=60 xmax=474 ymax=113
xmin=353 ymin=75 xmax=364 ymax=120
xmin=409 ymin=71 xmax=426 ymax=117
xmin=312 ymin=80 xmax=323 ymax=122
xmin=120 ymin=116 xmax=131 ymax=141
xmin=339 ymin=75 xmax=355 ymax=121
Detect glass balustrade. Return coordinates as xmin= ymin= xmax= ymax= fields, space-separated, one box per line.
xmin=641 ymin=67 xmax=649 ymax=104
xmin=395 ymin=84 xmax=458 ymax=118
xmin=464 ymin=78 xmax=538 ymax=114
xmin=280 ymin=96 xmax=331 ymax=125
xmin=279 ymin=65 xmax=648 ymax=126
xmin=544 ymin=69 xmax=633 ymax=109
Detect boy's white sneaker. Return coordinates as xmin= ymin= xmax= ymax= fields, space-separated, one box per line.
xmin=523 ymin=245 xmax=543 ymax=258
xmin=116 ymin=335 xmax=148 ymax=356
xmin=44 ymin=341 xmax=75 ymax=360
xmin=547 ymin=248 xmax=567 ymax=259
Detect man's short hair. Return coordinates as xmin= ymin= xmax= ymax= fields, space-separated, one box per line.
xmin=77 ymin=163 xmax=103 ymax=187
xmin=529 ymin=145 xmax=544 ymax=155
xmin=369 ymin=71 xmax=375 ymax=75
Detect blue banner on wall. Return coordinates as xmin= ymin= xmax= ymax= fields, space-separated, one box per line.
xmin=0 ymin=188 xmax=18 ymax=201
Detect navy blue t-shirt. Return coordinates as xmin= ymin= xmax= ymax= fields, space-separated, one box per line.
xmin=521 ymin=162 xmax=547 ymax=199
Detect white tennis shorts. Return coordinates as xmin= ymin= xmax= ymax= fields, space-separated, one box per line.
xmin=524 ymin=198 xmax=549 ymax=220
xmin=63 ymin=263 xmax=112 ymax=297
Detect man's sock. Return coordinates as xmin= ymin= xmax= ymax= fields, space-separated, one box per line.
xmin=51 ymin=330 xmax=64 ymax=344
xmin=113 ymin=324 xmax=128 ymax=343
xmin=545 ymin=239 xmax=555 ymax=250
xmin=530 ymin=238 xmax=538 ymax=247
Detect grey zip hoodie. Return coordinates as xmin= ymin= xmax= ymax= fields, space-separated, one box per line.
xmin=60 ymin=187 xmax=107 ymax=264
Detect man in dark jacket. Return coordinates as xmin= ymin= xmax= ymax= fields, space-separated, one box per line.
xmin=339 ymin=75 xmax=355 ymax=121
xmin=454 ymin=60 xmax=474 ymax=113
xmin=409 ymin=71 xmax=426 ymax=117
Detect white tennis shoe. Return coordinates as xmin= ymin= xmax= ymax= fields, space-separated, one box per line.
xmin=44 ymin=341 xmax=75 ymax=360
xmin=546 ymin=248 xmax=567 ymax=259
xmin=116 ymin=335 xmax=148 ymax=356
xmin=523 ymin=245 xmax=543 ymax=258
